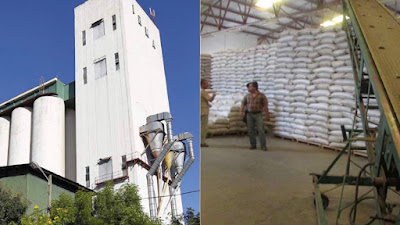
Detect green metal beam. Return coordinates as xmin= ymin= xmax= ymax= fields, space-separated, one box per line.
xmin=0 ymin=79 xmax=75 ymax=115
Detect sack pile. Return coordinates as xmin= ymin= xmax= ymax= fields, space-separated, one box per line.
xmin=201 ymin=54 xmax=212 ymax=83
xmin=207 ymin=26 xmax=378 ymax=150
xmin=208 ymin=94 xmax=247 ymax=134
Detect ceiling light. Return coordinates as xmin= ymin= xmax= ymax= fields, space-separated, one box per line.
xmin=332 ymin=15 xmax=343 ymax=23
xmin=320 ymin=14 xmax=345 ymax=27
xmin=255 ymin=0 xmax=280 ymax=9
xmin=320 ymin=21 xmax=336 ymax=27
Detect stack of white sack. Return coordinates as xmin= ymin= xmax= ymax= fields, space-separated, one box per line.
xmin=208 ymin=94 xmax=232 ymax=135
xmin=207 ymin=24 xmax=372 ymax=152
xmin=271 ymin=25 xmax=364 ymax=150
xmin=207 ymin=94 xmax=247 ymax=134
xmin=228 ymin=94 xmax=247 ymax=133
xmin=201 ymin=54 xmax=212 ymax=83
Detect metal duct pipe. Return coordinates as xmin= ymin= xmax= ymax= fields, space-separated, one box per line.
xmin=147 ymin=140 xmax=175 ymax=219
xmin=169 ymin=186 xmax=178 ymax=217
xmin=171 ymin=133 xmax=194 ymax=189
xmin=165 ymin=118 xmax=173 ymax=142
xmin=146 ymin=112 xmax=173 ymax=142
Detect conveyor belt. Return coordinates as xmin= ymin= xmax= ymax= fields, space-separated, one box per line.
xmin=350 ymin=0 xmax=400 ymax=130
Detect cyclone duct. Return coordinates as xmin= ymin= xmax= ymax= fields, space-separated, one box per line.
xmin=140 ymin=121 xmax=165 ymax=159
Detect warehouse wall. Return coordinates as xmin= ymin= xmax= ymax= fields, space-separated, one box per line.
xmin=0 ymin=174 xmax=74 ymax=215
xmin=201 ymin=31 xmax=258 ymax=54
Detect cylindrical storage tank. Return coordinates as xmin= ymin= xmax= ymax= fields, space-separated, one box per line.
xmin=65 ymin=109 xmax=76 ymax=181
xmin=171 ymin=141 xmax=185 ymax=174
xmin=31 ymin=96 xmax=65 ymax=176
xmin=0 ymin=116 xmax=11 ymax=166
xmin=8 ymin=107 xmax=32 ymax=165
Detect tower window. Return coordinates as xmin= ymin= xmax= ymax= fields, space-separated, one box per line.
xmin=121 ymin=155 xmax=127 ymax=176
xmin=115 ymin=53 xmax=120 ymax=71
xmin=85 ymin=166 xmax=90 ymax=188
xmin=98 ymin=157 xmax=112 ymax=182
xmin=152 ymin=40 xmax=156 ymax=49
xmin=145 ymin=27 xmax=149 ymax=38
xmin=91 ymin=19 xmax=105 ymax=40
xmin=83 ymin=67 xmax=87 ymax=84
xmin=112 ymin=15 xmax=117 ymax=30
xmin=82 ymin=30 xmax=86 ymax=46
xmin=138 ymin=15 xmax=142 ymax=26
xmin=94 ymin=58 xmax=107 ymax=79
xmin=132 ymin=5 xmax=135 ymax=14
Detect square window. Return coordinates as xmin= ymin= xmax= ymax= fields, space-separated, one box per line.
xmin=92 ymin=19 xmax=105 ymax=40
xmin=138 ymin=15 xmax=142 ymax=26
xmin=112 ymin=15 xmax=117 ymax=30
xmin=115 ymin=53 xmax=120 ymax=70
xmin=85 ymin=166 xmax=90 ymax=188
xmin=82 ymin=30 xmax=86 ymax=46
xmin=121 ymin=155 xmax=127 ymax=176
xmin=98 ymin=157 xmax=112 ymax=181
xmin=94 ymin=58 xmax=107 ymax=79
xmin=83 ymin=67 xmax=87 ymax=84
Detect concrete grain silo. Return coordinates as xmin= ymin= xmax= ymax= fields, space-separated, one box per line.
xmin=0 ymin=79 xmax=74 ymax=171
xmin=0 ymin=116 xmax=11 ymax=166
xmin=8 ymin=107 xmax=32 ymax=166
xmin=31 ymin=96 xmax=66 ymax=176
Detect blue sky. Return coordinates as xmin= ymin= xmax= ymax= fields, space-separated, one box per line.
xmin=0 ymin=0 xmax=200 ymax=213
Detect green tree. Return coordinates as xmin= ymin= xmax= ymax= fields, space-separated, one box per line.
xmin=0 ymin=182 xmax=28 ymax=225
xmin=92 ymin=182 xmax=161 ymax=225
xmin=22 ymin=182 xmax=161 ymax=225
xmin=184 ymin=208 xmax=200 ymax=225
xmin=50 ymin=193 xmax=76 ymax=225
xmin=169 ymin=208 xmax=200 ymax=225
xmin=74 ymin=190 xmax=96 ymax=225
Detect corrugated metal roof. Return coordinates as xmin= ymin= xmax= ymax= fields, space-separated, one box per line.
xmin=201 ymin=0 xmax=399 ymax=42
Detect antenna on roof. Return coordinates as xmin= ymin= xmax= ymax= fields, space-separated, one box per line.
xmin=39 ymin=76 xmax=45 ymax=94
xmin=149 ymin=8 xmax=156 ymax=25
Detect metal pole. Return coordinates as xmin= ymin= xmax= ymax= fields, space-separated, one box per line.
xmin=47 ymin=175 xmax=52 ymax=217
xmin=147 ymin=140 xmax=176 ymax=219
xmin=169 ymin=186 xmax=178 ymax=218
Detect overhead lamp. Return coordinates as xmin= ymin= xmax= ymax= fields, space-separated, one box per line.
xmin=320 ymin=14 xmax=345 ymax=27
xmin=332 ymin=15 xmax=343 ymax=23
xmin=320 ymin=21 xmax=336 ymax=27
xmin=255 ymin=0 xmax=280 ymax=9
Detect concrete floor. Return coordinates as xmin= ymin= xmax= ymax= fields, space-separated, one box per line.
xmin=201 ymin=134 xmax=400 ymax=225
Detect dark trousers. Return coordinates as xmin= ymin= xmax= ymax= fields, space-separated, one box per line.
xmin=247 ymin=112 xmax=266 ymax=148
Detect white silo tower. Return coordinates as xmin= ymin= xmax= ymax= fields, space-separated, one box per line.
xmin=31 ymin=96 xmax=66 ymax=176
xmin=0 ymin=116 xmax=11 ymax=166
xmin=8 ymin=107 xmax=32 ymax=166
xmin=74 ymin=0 xmax=183 ymax=221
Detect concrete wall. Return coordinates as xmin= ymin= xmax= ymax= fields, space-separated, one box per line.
xmin=201 ymin=31 xmax=259 ymax=54
xmin=65 ymin=109 xmax=76 ymax=181
xmin=74 ymin=0 xmax=180 ymax=221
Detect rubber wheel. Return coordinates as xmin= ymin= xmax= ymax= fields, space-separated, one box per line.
xmin=313 ymin=193 xmax=329 ymax=210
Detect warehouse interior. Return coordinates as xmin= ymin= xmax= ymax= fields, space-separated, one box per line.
xmin=201 ymin=0 xmax=400 ymax=224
